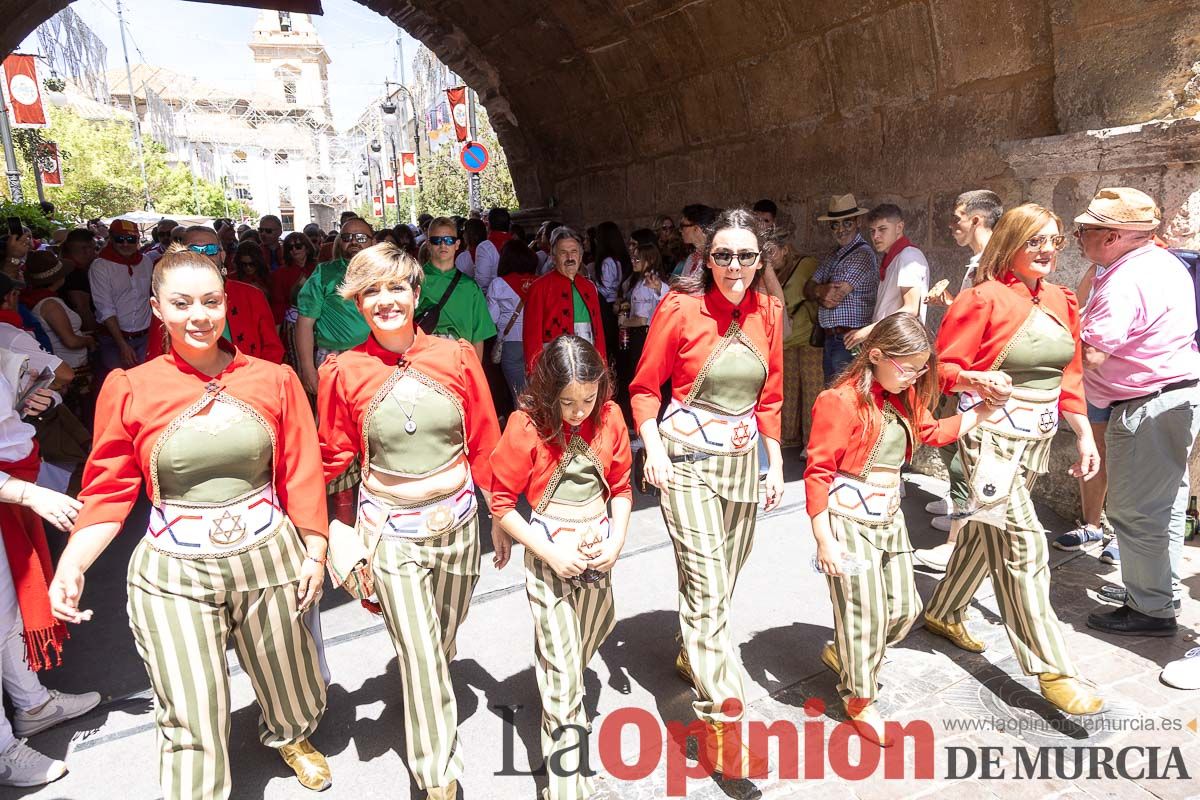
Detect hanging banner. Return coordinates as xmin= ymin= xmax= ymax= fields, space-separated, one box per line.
xmin=2 ymin=55 xmax=48 ymax=128
xmin=400 ymin=152 xmax=417 ymax=187
xmin=372 ymin=195 xmax=383 ymax=217
xmin=446 ymin=86 xmax=469 ymax=142
xmin=36 ymin=141 xmax=62 ymax=186
xmin=383 ymin=179 xmax=396 ymax=205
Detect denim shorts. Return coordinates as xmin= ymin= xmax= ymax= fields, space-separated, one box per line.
xmin=1087 ymin=400 xmax=1112 ymax=424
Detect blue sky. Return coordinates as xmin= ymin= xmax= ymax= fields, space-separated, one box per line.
xmin=20 ymin=0 xmax=420 ymax=130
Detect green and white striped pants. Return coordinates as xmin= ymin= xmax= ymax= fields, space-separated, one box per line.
xmin=372 ymin=517 xmax=480 ymax=791
xmin=525 ymin=550 xmax=615 ymax=800
xmin=926 ymin=429 xmax=1076 ymax=677
xmin=826 ymin=513 xmax=921 ymax=703
xmin=126 ymin=524 xmax=326 ymax=800
xmin=661 ymin=442 xmax=759 ymax=724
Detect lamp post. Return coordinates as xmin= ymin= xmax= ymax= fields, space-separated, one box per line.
xmin=383 ymin=79 xmax=421 ymax=225
xmin=369 ymin=139 xmax=385 ymax=225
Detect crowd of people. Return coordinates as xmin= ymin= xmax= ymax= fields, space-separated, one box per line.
xmin=0 ymin=184 xmax=1192 ymax=797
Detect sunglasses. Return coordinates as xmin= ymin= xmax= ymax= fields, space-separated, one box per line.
xmin=710 ymin=250 xmax=760 ymax=267
xmin=828 ymin=220 xmax=857 ymax=231
xmin=288 ymin=242 xmax=309 ymax=250
xmin=111 ymin=235 xmax=138 ymax=245
xmin=187 ymin=243 xmax=221 ymax=257
xmin=428 ymin=235 xmax=457 ymax=246
xmin=886 ymin=357 xmax=929 ymax=380
xmin=1024 ymin=234 xmax=1067 ymax=252
xmin=340 ymin=233 xmax=371 ymax=243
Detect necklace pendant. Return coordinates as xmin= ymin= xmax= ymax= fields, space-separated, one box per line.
xmin=404 ymin=420 xmax=417 ymax=434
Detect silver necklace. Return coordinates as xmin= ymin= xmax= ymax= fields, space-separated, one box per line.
xmin=391 ymin=393 xmax=418 ymax=434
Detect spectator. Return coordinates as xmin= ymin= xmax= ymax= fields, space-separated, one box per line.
xmin=144 ymin=219 xmax=177 ymax=264
xmin=90 ymin=219 xmax=153 ymax=371
xmin=375 ymin=229 xmax=397 ymax=247
xmin=533 ymin=220 xmax=559 ymax=275
xmin=24 ymin=252 xmax=94 ymax=371
xmin=509 ymin=223 xmax=527 ymax=245
xmin=233 ymin=240 xmax=272 ymax=299
xmin=653 ymin=214 xmax=676 ymax=248
xmin=592 ymin=221 xmax=633 ymax=359
xmin=4 ymin=227 xmax=30 ymax=273
xmin=57 ymin=229 xmax=98 ymax=333
xmin=845 ymin=203 xmax=929 ymax=348
xmin=674 ymin=204 xmax=719 ymax=278
xmin=1079 ymin=188 xmax=1200 ymax=642
xmin=770 ymin=223 xmax=822 ymax=447
xmin=628 ymin=228 xmax=656 ymax=257
xmin=522 ymin=226 xmax=606 ymax=375
xmin=416 ymin=217 xmax=496 ymax=361
xmin=0 ymin=274 xmax=73 ymax=392
xmin=393 ymin=224 xmax=418 ymax=258
xmin=617 ymin=243 xmax=670 ymax=423
xmin=258 ymin=214 xmax=284 ymax=271
xmin=302 ymin=222 xmax=323 ymax=243
xmin=415 ymin=212 xmax=434 ymax=245
xmin=456 ymin=218 xmax=488 ymax=278
xmin=320 ymin=212 xmax=357 ymax=261
xmin=271 ymin=232 xmax=317 ymax=325
xmin=487 ymin=239 xmax=539 ymax=403
xmin=752 ymin=199 xmax=778 ymax=228
xmin=468 ymin=207 xmax=513 ymax=293
xmin=215 ymin=219 xmax=238 ymax=273
xmin=804 ymin=194 xmax=877 ymax=382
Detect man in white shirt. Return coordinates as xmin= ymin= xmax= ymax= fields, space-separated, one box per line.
xmin=90 ymin=218 xmax=153 ymax=371
xmin=845 ymin=203 xmax=929 ymax=348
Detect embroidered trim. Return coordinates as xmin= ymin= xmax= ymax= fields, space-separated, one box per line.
xmin=147 ymin=516 xmax=285 ymax=560
xmin=685 ymin=321 xmax=767 ymax=414
xmin=988 ymin=307 xmax=1038 ymax=371
xmin=856 ymin=404 xmax=910 ymax=479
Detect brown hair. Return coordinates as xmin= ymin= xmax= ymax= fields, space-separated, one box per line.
xmin=152 ymin=246 xmax=227 ymax=353
xmin=976 ymin=203 xmax=1061 ymax=283
xmin=337 ymin=242 xmax=423 ymax=301
xmin=282 ymin=231 xmax=317 ymax=267
xmin=518 ymin=335 xmax=612 ymax=445
xmin=673 ymin=207 xmax=776 ymax=296
xmin=834 ymin=312 xmax=939 ymax=425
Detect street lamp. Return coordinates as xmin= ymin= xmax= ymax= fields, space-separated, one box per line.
xmin=382 ymin=79 xmax=422 ymax=225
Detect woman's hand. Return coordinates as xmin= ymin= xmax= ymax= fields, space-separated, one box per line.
xmin=763 ymin=464 xmax=785 ymax=512
xmin=26 ymin=485 xmax=81 ymax=531
xmin=1069 ymin=435 xmax=1101 ymax=481
xmin=295 ymin=557 xmax=325 ymax=612
xmin=49 ymin=565 xmax=92 ymax=623
xmin=542 ymin=541 xmax=590 ymax=580
xmin=814 ymin=535 xmax=845 ymax=578
xmin=643 ymin=449 xmax=674 ymax=490
xmin=962 ymin=370 xmax=1012 ymax=405
xmin=491 ymin=520 xmax=512 ymax=570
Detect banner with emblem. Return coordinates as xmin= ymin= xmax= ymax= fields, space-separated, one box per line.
xmin=36 ymin=141 xmax=62 ymax=186
xmin=1 ymin=55 xmax=48 ymax=128
xmin=446 ymin=86 xmax=469 ymax=142
xmin=400 ymin=152 xmax=417 ymax=187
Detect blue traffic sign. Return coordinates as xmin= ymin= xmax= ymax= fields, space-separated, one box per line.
xmin=460 ymin=141 xmax=490 ymax=173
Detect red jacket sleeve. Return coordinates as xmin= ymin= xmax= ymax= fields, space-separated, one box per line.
xmin=458 ymin=341 xmax=500 ymax=488
xmin=488 ymin=411 xmax=536 ymax=518
xmin=803 ymin=389 xmax=854 ymax=516
xmin=1057 ymin=289 xmax=1087 ymax=417
xmin=523 ymin=280 xmax=545 ymax=375
xmin=275 ymin=367 xmax=327 ymax=536
xmin=602 ymin=402 xmax=632 ymax=502
xmin=756 ymin=294 xmax=785 ymax=441
xmin=935 ymin=289 xmax=992 ymax=395
xmin=251 ymin=290 xmax=285 ymax=364
xmin=316 ymin=355 xmax=359 ymax=483
xmin=75 ymin=371 xmax=144 ymax=530
xmin=629 ymin=293 xmax=679 ymax=430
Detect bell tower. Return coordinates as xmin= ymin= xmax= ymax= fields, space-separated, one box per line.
xmin=249 ymin=10 xmax=331 ymax=124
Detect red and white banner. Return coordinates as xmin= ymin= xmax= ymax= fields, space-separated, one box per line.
xmin=383 ymin=179 xmax=396 ymax=205
xmin=36 ymin=141 xmax=62 ymax=186
xmin=372 ymin=195 xmax=383 ymax=217
xmin=400 ymin=152 xmax=417 ymax=187
xmin=2 ymin=55 xmax=48 ymax=128
xmin=446 ymin=86 xmax=469 ymax=142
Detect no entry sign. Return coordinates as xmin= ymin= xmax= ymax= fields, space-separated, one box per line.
xmin=459 ymin=141 xmax=489 ymax=173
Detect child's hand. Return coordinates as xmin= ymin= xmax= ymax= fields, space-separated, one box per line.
xmin=815 ymin=538 xmax=846 ymax=578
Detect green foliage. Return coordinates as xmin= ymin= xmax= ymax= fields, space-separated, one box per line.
xmin=0 ymin=200 xmax=62 ymax=237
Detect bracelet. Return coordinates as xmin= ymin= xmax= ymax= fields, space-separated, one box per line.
xmin=18 ymin=482 xmax=27 ymax=506
xmin=306 ymin=555 xmax=327 ymax=565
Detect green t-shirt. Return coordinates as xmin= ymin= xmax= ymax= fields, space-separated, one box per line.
xmin=572 ymin=284 xmax=590 ymax=324
xmin=417 ymin=262 xmax=498 ymax=344
xmin=296 ymin=259 xmax=370 ymax=351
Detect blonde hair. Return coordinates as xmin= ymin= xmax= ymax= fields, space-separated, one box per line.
xmin=337 ymin=242 xmax=423 ymax=300
xmin=976 ymin=203 xmax=1061 ymax=283
xmin=153 ymin=244 xmax=225 ymax=297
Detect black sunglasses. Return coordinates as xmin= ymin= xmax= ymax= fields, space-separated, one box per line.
xmin=111 ymin=235 xmax=139 ymax=244
xmin=710 ymin=250 xmax=761 ymax=267
xmin=288 ymin=241 xmax=308 ymax=249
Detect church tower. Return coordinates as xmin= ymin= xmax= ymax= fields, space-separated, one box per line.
xmin=248 ymin=10 xmax=332 ymax=124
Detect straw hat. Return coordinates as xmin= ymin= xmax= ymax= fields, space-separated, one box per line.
xmin=818 ymin=194 xmax=869 ymax=222
xmin=1073 ymin=187 xmax=1161 ymax=231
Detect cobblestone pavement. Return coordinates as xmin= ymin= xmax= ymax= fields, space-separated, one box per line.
xmin=5 ymin=463 xmax=1199 ymax=800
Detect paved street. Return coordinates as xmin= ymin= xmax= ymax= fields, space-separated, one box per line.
xmin=4 ymin=456 xmax=1200 ymax=800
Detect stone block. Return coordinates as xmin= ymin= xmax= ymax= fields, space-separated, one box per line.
xmin=588 ymin=37 xmax=649 ymax=100
xmin=620 ymin=91 xmax=685 ymax=158
xmin=824 ymin=2 xmax=937 ymax=114
xmin=774 ymin=0 xmax=890 ymax=38
xmin=627 ymin=10 xmax=707 ymax=85
xmin=737 ymin=36 xmax=834 ymax=132
xmin=579 ymin=166 xmax=630 ymax=223
xmin=930 ymin=0 xmax=1052 ymax=89
xmin=675 ymin=70 xmax=750 ymax=146
xmin=545 ymin=0 xmax=628 ymax=48
xmin=683 ymin=0 xmax=789 ymax=66
xmin=654 ymin=151 xmax=716 ymax=211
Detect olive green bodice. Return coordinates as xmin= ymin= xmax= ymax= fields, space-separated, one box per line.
xmin=157 ymin=402 xmax=272 ymax=503
xmin=693 ymin=337 xmax=766 ymax=415
xmin=999 ymin=309 xmax=1075 ymax=391
xmin=549 ymin=447 xmax=604 ymax=505
xmin=872 ymin=409 xmax=909 ymax=471
xmin=368 ymin=374 xmax=464 ymax=477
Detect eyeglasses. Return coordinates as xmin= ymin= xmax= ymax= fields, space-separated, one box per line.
xmin=886 ymin=357 xmax=929 ymax=379
xmin=1024 ymin=234 xmax=1067 ymax=251
xmin=111 ymin=235 xmax=138 ymax=245
xmin=428 ymin=235 xmax=457 ymax=246
xmin=187 ymin=244 xmax=221 ymax=257
xmin=655 ymin=224 xmax=674 ymax=232
xmin=288 ymin=242 xmax=308 ymax=250
xmin=340 ymin=233 xmax=371 ymax=243
xmin=710 ymin=250 xmax=761 ymax=267
xmin=828 ymin=220 xmax=856 ymax=231
xmin=1073 ymin=226 xmax=1107 ymax=239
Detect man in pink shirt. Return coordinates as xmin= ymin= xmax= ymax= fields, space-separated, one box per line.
xmin=1078 ymin=188 xmax=1200 ymax=642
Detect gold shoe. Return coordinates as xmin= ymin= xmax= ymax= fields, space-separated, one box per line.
xmin=1039 ymin=673 xmax=1104 ymax=716
xmin=675 ymin=647 xmax=695 ymax=685
xmin=820 ymin=643 xmax=841 ymax=674
xmin=279 ymin=738 xmax=332 ymax=792
xmin=845 ymin=700 xmax=891 ymax=747
xmin=924 ymin=614 xmax=987 ymax=653
xmin=426 ymin=781 xmax=459 ymax=800
xmin=700 ymin=721 xmax=769 ymax=778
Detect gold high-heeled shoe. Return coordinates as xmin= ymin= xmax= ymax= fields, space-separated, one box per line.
xmin=820 ymin=643 xmax=841 ymax=673
xmin=279 ymin=738 xmax=331 ymax=792
xmin=924 ymin=614 xmax=987 ymax=653
xmin=426 ymin=780 xmax=458 ymax=800
xmin=846 ymin=701 xmax=891 ymax=747
xmin=1039 ymin=673 xmax=1104 ymax=716
xmin=675 ymin=647 xmax=695 ymax=685
xmin=700 ymin=721 xmax=769 ymax=778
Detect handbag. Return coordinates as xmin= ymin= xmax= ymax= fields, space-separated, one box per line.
xmin=416 ymin=269 xmax=463 ymax=335
xmin=326 ymin=518 xmax=384 ymax=600
xmin=962 ymin=434 xmax=1024 ymax=528
xmin=809 ymin=321 xmax=826 ymax=348
xmin=491 ymin=296 xmax=526 ymax=364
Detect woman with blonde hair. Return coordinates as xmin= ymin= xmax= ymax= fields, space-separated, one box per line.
xmin=923 ymin=203 xmax=1104 ymax=716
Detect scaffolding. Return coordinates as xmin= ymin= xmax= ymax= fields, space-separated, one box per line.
xmin=34 ymin=6 xmax=110 ymax=106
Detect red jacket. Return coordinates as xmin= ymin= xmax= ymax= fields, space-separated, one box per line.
xmin=488 ymin=402 xmax=632 ymax=518
xmin=629 ymin=288 xmax=784 ymax=441
xmin=146 ymin=279 xmax=284 ymax=364
xmin=76 ymin=344 xmax=327 ymax=535
xmin=522 ymin=270 xmax=606 ymax=374
xmin=935 ymin=272 xmax=1086 ymax=416
xmin=317 ymin=332 xmax=500 ymax=489
xmin=804 ymin=381 xmax=961 ymax=516
xmin=270 ymin=262 xmax=315 ymax=324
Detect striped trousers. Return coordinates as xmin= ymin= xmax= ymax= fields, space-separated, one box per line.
xmin=926 ymin=430 xmax=1076 ymax=677
xmin=826 ymin=513 xmax=921 ymax=702
xmin=126 ymin=526 xmax=326 ymax=800
xmin=661 ymin=442 xmax=759 ymax=724
xmin=525 ymin=550 xmax=615 ymax=800
xmin=372 ymin=517 xmax=480 ymax=791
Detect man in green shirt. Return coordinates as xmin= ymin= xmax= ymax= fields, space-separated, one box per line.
xmin=295 ymin=217 xmax=374 ymax=394
xmin=416 ymin=217 xmax=496 ymax=361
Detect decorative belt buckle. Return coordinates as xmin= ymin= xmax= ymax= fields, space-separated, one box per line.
xmin=1037 ymin=409 xmax=1057 ymax=434
xmin=209 ymin=510 xmax=247 ymax=547
xmin=424 ymin=504 xmax=455 ymax=535
xmin=731 ymin=421 xmax=752 ymax=449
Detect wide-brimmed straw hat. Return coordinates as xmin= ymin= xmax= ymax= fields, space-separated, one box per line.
xmin=818 ymin=194 xmax=870 ymax=222
xmin=1073 ymin=187 xmax=1161 ymax=231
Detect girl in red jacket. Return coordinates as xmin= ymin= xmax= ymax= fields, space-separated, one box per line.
xmin=805 ymin=312 xmax=997 ymax=744
xmin=489 ymin=335 xmax=631 ymax=800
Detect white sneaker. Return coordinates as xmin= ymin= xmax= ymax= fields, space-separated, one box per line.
xmin=931 ymin=515 xmax=953 ymax=532
xmin=1162 ymin=647 xmax=1200 ymax=690
xmin=0 ymin=739 xmax=67 ymax=787
xmin=914 ymin=542 xmax=956 ymax=572
xmin=925 ymin=498 xmax=951 ymax=515
xmin=13 ymin=690 xmax=102 ymax=738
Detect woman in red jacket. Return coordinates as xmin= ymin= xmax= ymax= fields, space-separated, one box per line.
xmin=805 ymin=313 xmax=997 ymax=743
xmin=629 ymin=208 xmax=783 ymax=777
xmin=49 ymin=249 xmax=331 ymax=798
xmin=317 ymin=243 xmax=500 ymax=800
xmin=489 ymin=335 xmax=631 ymax=800
xmin=924 ymin=203 xmax=1103 ymax=715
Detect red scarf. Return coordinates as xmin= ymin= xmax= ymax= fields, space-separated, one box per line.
xmin=488 ymin=230 xmax=513 ymax=253
xmin=20 ymin=288 xmax=57 ymax=309
xmin=98 ymin=243 xmax=145 ymax=276
xmin=0 ymin=309 xmax=27 ymax=330
xmin=0 ymin=445 xmax=69 ymax=671
xmin=880 ymin=235 xmax=913 ymax=281
xmin=502 ymin=272 xmax=536 ymax=301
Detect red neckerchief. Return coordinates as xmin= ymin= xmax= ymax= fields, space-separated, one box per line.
xmin=879 ymin=235 xmax=913 ymax=281
xmin=364 ymin=329 xmax=433 ymax=366
xmin=488 ymin=230 xmax=513 ymax=253
xmin=0 ymin=309 xmax=28 ymax=330
xmin=502 ymin=272 xmax=535 ymax=301
xmin=20 ymin=289 xmax=57 ymax=309
xmin=98 ymin=243 xmax=144 ymax=275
